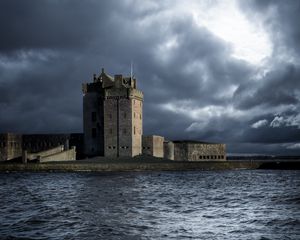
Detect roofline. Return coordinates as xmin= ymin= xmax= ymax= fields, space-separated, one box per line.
xmin=172 ymin=140 xmax=222 ymax=144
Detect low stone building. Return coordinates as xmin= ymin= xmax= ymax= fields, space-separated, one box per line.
xmin=141 ymin=138 xmax=226 ymax=161
xmin=173 ymin=140 xmax=226 ymax=161
xmin=142 ymin=135 xmax=164 ymax=158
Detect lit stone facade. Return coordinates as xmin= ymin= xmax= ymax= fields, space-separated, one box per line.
xmin=173 ymin=141 xmax=226 ymax=161
xmin=83 ymin=69 xmax=143 ymax=157
xmin=142 ymin=135 xmax=165 ymax=158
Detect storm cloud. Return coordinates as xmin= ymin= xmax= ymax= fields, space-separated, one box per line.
xmin=0 ymin=0 xmax=299 ymax=155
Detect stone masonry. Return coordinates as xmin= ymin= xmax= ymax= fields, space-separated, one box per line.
xmin=0 ymin=133 xmax=83 ymax=161
xmin=83 ymin=68 xmax=143 ymax=157
xmin=0 ymin=133 xmax=22 ymax=161
xmin=142 ymin=135 xmax=165 ymax=158
xmin=173 ymin=140 xmax=226 ymax=161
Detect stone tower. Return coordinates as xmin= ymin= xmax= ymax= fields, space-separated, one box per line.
xmin=82 ymin=68 xmax=143 ymax=157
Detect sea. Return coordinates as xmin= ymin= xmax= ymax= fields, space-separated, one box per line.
xmin=0 ymin=170 xmax=299 ymax=240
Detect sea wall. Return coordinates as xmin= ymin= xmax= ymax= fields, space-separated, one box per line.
xmin=0 ymin=160 xmax=264 ymax=172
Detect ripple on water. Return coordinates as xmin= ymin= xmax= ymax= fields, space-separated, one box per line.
xmin=0 ymin=170 xmax=299 ymax=240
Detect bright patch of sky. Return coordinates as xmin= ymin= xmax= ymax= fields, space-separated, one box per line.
xmin=180 ymin=0 xmax=272 ymax=65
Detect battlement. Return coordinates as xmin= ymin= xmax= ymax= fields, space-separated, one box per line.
xmin=83 ymin=69 xmax=142 ymax=96
xmin=129 ymin=88 xmax=143 ymax=101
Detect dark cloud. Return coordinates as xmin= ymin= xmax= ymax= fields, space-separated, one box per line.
xmin=234 ymin=63 xmax=300 ymax=109
xmin=0 ymin=0 xmax=118 ymax=52
xmin=0 ymin=0 xmax=299 ymax=155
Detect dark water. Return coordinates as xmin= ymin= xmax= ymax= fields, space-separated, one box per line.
xmin=0 ymin=170 xmax=299 ymax=240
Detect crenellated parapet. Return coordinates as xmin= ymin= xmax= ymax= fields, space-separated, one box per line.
xmin=129 ymin=88 xmax=144 ymax=101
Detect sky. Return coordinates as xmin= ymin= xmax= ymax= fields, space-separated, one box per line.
xmin=0 ymin=0 xmax=300 ymax=155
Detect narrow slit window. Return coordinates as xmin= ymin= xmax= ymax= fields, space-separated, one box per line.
xmin=92 ymin=128 xmax=97 ymax=138
xmin=92 ymin=112 xmax=97 ymax=122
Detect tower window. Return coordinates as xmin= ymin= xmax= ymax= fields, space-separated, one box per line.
xmin=92 ymin=128 xmax=97 ymax=138
xmin=134 ymin=126 xmax=136 ymax=135
xmin=92 ymin=112 xmax=97 ymax=122
xmin=140 ymin=114 xmax=141 ymax=120
xmin=134 ymin=112 xmax=136 ymax=118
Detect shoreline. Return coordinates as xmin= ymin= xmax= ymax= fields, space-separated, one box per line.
xmin=0 ymin=159 xmax=299 ymax=172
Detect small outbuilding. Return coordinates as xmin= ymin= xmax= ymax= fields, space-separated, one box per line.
xmin=173 ymin=140 xmax=226 ymax=161
xmin=142 ymin=135 xmax=165 ymax=158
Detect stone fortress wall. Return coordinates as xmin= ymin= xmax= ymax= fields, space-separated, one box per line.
xmin=0 ymin=133 xmax=83 ymax=161
xmin=0 ymin=133 xmax=22 ymax=161
xmin=163 ymin=141 xmax=175 ymax=160
xmin=83 ymin=91 xmax=104 ymax=156
xmin=131 ymin=98 xmax=143 ymax=156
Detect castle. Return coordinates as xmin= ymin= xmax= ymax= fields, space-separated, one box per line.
xmin=0 ymin=69 xmax=226 ymax=162
xmin=82 ymin=68 xmax=143 ymax=157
